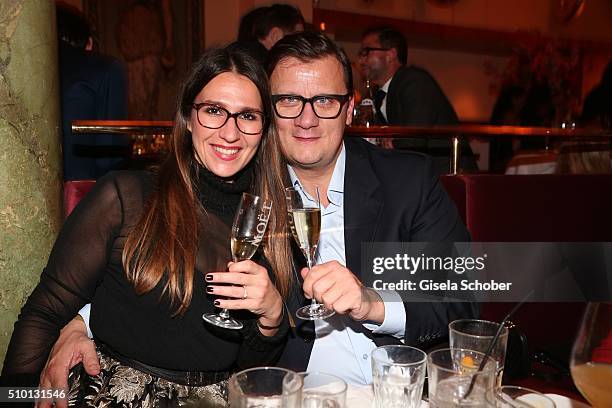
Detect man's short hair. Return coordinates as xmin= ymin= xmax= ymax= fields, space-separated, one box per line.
xmin=267 ymin=31 xmax=353 ymax=94
xmin=56 ymin=3 xmax=91 ymax=49
xmin=237 ymin=6 xmax=269 ymax=42
xmin=363 ymin=27 xmax=407 ymax=65
xmin=241 ymin=4 xmax=305 ymax=43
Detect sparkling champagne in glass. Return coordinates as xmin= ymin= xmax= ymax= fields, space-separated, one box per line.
xmin=203 ymin=192 xmax=272 ymax=330
xmin=285 ymin=187 xmax=334 ymax=320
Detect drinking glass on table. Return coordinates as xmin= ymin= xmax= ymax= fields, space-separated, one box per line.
xmin=371 ymin=345 xmax=427 ymax=408
xmin=449 ymin=319 xmax=509 ymax=386
xmin=299 ymin=372 xmax=347 ymax=408
xmin=485 ymin=386 xmax=556 ymax=408
xmin=570 ymin=302 xmax=612 ymax=408
xmin=228 ymin=367 xmax=303 ymax=407
xmin=427 ymin=348 xmax=496 ymax=408
xmin=202 ymin=192 xmax=272 ymax=330
xmin=285 ymin=186 xmax=334 ymax=320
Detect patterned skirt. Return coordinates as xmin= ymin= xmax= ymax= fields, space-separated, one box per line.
xmin=67 ymin=346 xmax=228 ymax=407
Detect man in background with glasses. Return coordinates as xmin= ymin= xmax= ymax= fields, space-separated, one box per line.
xmin=359 ymin=27 xmax=477 ymax=174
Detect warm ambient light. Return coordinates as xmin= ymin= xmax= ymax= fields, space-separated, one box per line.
xmin=319 ymin=22 xmax=326 ymax=31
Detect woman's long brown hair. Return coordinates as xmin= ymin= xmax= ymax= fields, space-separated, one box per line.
xmin=122 ymin=46 xmax=293 ymax=316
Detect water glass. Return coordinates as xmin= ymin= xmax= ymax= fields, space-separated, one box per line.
xmin=428 ymin=348 xmax=497 ymax=408
xmin=485 ymin=386 xmax=556 ymax=407
xmin=371 ymin=345 xmax=427 ymax=408
xmin=449 ymin=319 xmax=509 ymax=385
xmin=299 ymin=372 xmax=347 ymax=408
xmin=228 ymin=367 xmax=302 ymax=407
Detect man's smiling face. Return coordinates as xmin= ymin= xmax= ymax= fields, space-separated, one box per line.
xmin=270 ymin=55 xmax=354 ymax=174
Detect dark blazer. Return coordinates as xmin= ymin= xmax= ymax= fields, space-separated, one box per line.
xmin=60 ymin=43 xmax=129 ymax=180
xmin=385 ymin=65 xmax=477 ymax=173
xmin=278 ymin=137 xmax=478 ymax=371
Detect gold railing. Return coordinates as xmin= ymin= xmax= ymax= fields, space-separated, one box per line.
xmin=72 ymin=120 xmax=612 ymax=174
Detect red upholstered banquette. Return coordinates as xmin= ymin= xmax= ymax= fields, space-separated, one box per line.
xmin=440 ymin=174 xmax=612 ymax=398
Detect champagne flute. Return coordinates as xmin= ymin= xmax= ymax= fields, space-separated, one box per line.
xmin=285 ymin=186 xmax=334 ymax=320
xmin=570 ymin=302 xmax=612 ymax=408
xmin=203 ymin=192 xmax=272 ymax=330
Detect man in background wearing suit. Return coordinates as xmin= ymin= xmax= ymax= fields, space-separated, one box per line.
xmin=37 ymin=32 xmax=476 ymax=392
xmin=57 ymin=4 xmax=129 ymax=180
xmin=359 ymin=27 xmax=477 ymax=174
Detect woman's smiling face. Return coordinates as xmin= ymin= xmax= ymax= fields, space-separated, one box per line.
xmin=189 ymin=72 xmax=264 ymax=178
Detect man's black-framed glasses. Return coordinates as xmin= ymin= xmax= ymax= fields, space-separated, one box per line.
xmin=272 ymin=94 xmax=352 ymax=119
xmin=192 ymin=103 xmax=265 ymax=135
xmin=358 ymin=47 xmax=390 ymax=57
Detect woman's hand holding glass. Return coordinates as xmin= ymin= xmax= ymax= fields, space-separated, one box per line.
xmin=203 ymin=192 xmax=274 ymax=330
xmin=205 ymin=261 xmax=283 ymax=333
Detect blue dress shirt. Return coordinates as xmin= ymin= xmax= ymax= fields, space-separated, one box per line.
xmin=288 ymin=143 xmax=406 ymax=384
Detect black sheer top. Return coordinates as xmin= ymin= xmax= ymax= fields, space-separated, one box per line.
xmin=1 ymin=165 xmax=287 ymax=386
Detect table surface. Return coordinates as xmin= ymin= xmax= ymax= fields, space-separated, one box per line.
xmin=346 ymin=384 xmax=591 ymax=407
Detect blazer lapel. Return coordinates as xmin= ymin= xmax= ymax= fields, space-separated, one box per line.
xmin=343 ymin=139 xmax=384 ymax=278
xmin=385 ymin=67 xmax=402 ymax=123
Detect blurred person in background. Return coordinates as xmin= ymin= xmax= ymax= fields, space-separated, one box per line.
xmin=556 ymin=141 xmax=612 ymax=174
xmin=235 ymin=4 xmax=305 ymax=65
xmin=57 ymin=3 xmax=129 ymax=180
xmin=359 ymin=26 xmax=477 ymax=174
xmin=581 ymin=60 xmax=612 ymax=129
xmin=555 ymin=60 xmax=612 ymax=174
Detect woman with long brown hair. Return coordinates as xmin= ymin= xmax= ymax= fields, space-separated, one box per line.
xmin=1 ymin=45 xmax=293 ymax=407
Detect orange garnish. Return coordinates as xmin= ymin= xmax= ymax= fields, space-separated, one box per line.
xmin=461 ymin=356 xmax=476 ymax=368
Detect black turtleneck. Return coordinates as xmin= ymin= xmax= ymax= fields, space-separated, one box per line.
xmin=1 ymin=168 xmax=286 ymax=386
xmin=196 ymin=161 xmax=253 ymax=223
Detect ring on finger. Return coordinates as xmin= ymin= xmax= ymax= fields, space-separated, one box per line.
xmin=242 ymin=286 xmax=248 ymax=300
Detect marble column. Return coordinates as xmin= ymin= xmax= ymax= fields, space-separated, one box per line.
xmin=0 ymin=0 xmax=62 ymax=369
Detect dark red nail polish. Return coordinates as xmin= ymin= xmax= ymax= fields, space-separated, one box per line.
xmin=206 ymin=286 xmax=214 ymax=293
xmin=214 ymin=300 xmax=220 ymax=306
xmin=205 ymin=274 xmax=213 ymax=281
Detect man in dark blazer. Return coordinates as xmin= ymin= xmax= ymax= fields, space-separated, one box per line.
xmin=35 ymin=32 xmax=476 ymax=388
xmin=57 ymin=4 xmax=129 ymax=180
xmin=359 ymin=27 xmax=477 ymax=174
xmin=268 ymin=32 xmax=477 ymax=381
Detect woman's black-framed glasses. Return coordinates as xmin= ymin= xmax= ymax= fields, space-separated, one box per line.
xmin=192 ymin=103 xmax=265 ymax=135
xmin=272 ymin=94 xmax=352 ymax=119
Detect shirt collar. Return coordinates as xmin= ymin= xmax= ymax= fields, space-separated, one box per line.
xmin=288 ymin=142 xmax=345 ymax=207
xmin=381 ymin=76 xmax=392 ymax=93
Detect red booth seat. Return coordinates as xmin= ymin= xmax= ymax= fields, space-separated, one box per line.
xmin=441 ymin=174 xmax=612 ymax=242
xmin=440 ymin=174 xmax=612 ymax=398
xmin=63 ymin=180 xmax=96 ymax=219
xmin=438 ymin=174 xmax=612 ymax=348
